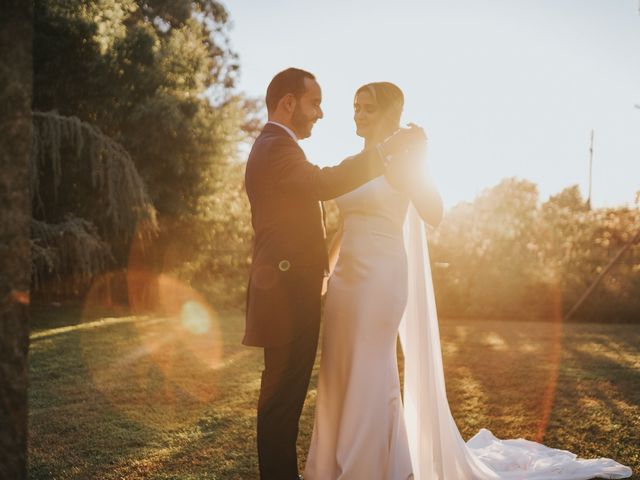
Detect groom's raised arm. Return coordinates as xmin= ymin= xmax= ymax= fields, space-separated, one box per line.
xmin=271 ymin=137 xmax=384 ymax=201
xmin=269 ymin=125 xmax=427 ymax=201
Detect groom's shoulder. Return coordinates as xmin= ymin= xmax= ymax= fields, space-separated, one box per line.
xmin=249 ymin=126 xmax=302 ymax=161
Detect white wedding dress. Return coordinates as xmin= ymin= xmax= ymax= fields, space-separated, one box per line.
xmin=304 ymin=176 xmax=632 ymax=480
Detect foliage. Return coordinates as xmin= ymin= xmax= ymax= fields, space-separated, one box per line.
xmin=32 ymin=0 xmax=258 ymax=304
xmin=30 ymin=110 xmax=157 ymax=298
xmin=31 ymin=217 xmax=114 ymax=294
xmin=172 ymin=162 xmax=253 ymax=307
xmin=31 ymin=111 xmax=157 ymax=232
xmin=429 ymin=179 xmax=640 ymax=322
xmin=33 ymin=0 xmax=247 ymax=217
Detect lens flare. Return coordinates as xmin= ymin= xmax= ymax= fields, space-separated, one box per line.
xmin=75 ymin=268 xmax=224 ymax=427
xmin=534 ymin=286 xmax=563 ymax=442
xmin=181 ymin=300 xmax=211 ymax=335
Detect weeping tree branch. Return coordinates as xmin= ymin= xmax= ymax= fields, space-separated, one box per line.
xmin=31 ymin=111 xmax=157 ymax=238
xmin=31 ymin=217 xmax=113 ymax=292
xmin=30 ymin=111 xmax=158 ymax=294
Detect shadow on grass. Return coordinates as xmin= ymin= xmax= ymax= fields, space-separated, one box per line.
xmin=549 ymin=331 xmax=640 ymax=466
xmin=440 ymin=320 xmax=564 ymax=438
xmin=438 ymin=319 xmax=639 ymax=479
xmin=29 ymin=324 xmax=165 ymax=479
xmin=29 ymin=307 xmax=267 ymax=480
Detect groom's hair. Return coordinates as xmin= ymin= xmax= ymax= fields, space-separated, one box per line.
xmin=266 ymin=68 xmax=316 ymax=115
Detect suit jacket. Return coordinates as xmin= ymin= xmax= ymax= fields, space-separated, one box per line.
xmin=243 ymin=123 xmax=384 ymax=347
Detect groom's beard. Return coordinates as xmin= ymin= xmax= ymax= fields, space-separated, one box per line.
xmin=291 ymin=105 xmax=315 ymax=139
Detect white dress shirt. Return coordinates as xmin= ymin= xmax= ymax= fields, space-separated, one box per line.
xmin=267 ymin=121 xmax=298 ymax=142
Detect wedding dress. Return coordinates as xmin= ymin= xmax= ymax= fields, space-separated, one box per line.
xmin=304 ymin=176 xmax=632 ymax=480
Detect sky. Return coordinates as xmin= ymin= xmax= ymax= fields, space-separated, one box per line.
xmin=223 ymin=0 xmax=640 ymax=209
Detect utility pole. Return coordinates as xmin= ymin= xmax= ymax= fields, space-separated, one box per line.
xmin=586 ymin=129 xmax=594 ymax=210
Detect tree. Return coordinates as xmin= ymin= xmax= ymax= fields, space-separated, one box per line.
xmin=30 ymin=111 xmax=157 ymax=298
xmin=430 ymin=178 xmax=546 ymax=319
xmin=430 ymin=180 xmax=640 ymax=322
xmin=0 ymin=2 xmax=32 ymax=477
xmin=33 ymin=0 xmax=244 ymax=217
xmin=32 ymin=0 xmax=257 ymax=303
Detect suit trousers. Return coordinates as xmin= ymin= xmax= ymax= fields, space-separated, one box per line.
xmin=256 ymin=286 xmax=322 ymax=479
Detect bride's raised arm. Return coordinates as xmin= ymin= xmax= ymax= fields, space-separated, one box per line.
xmin=407 ymin=167 xmax=443 ymax=228
xmin=385 ymin=147 xmax=443 ymax=227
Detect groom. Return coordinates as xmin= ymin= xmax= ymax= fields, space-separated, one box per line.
xmin=243 ymin=67 xmax=424 ymax=480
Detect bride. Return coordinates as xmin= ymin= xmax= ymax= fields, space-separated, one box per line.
xmin=303 ymin=82 xmax=632 ymax=480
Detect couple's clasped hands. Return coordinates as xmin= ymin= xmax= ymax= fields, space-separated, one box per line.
xmin=378 ymin=123 xmax=428 ymax=192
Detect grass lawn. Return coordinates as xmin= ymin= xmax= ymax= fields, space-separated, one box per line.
xmin=28 ymin=307 xmax=639 ymax=479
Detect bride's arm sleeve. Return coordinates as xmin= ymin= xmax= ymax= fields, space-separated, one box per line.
xmin=386 ymin=150 xmax=444 ymax=226
xmin=408 ymin=170 xmax=444 ymax=227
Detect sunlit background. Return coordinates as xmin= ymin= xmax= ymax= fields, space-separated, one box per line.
xmin=15 ymin=0 xmax=639 ymax=477
xmin=227 ymin=0 xmax=640 ymax=209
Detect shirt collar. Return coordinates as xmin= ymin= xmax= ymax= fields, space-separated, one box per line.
xmin=267 ymin=121 xmax=298 ymax=142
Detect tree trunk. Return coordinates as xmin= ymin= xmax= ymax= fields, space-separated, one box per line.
xmin=0 ymin=1 xmax=33 ymax=478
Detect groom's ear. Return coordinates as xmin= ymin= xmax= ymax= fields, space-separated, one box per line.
xmin=280 ymin=93 xmax=297 ymax=113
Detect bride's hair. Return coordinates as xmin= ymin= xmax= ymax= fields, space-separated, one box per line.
xmin=355 ymin=82 xmax=404 ymax=127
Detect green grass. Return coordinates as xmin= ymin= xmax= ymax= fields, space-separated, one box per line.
xmin=28 ymin=308 xmax=639 ymax=479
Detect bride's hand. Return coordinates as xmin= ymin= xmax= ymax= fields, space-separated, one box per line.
xmin=382 ymin=123 xmax=427 ymax=157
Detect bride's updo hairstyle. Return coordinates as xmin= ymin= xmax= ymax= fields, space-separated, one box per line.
xmin=355 ymin=82 xmax=404 ymax=131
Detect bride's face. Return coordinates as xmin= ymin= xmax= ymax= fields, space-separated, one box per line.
xmin=354 ymin=90 xmax=395 ymax=142
xmin=354 ymin=90 xmax=382 ymax=140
